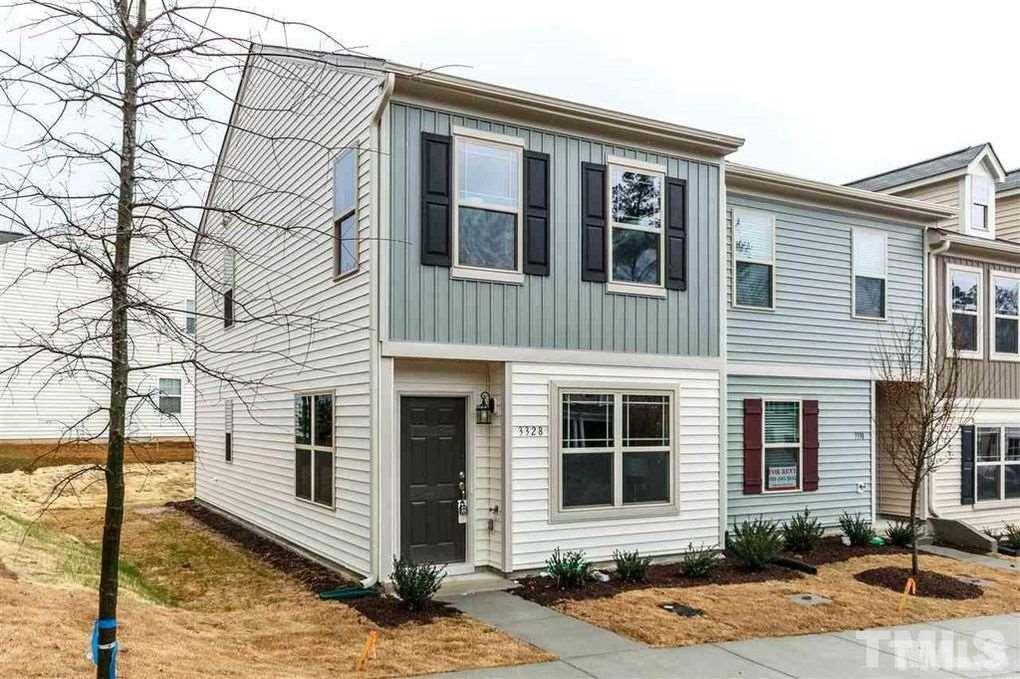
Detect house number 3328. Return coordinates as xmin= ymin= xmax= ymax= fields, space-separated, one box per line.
xmin=513 ymin=425 xmax=546 ymax=437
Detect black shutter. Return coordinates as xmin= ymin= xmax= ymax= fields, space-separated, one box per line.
xmin=523 ymin=151 xmax=551 ymax=276
xmin=223 ymin=289 xmax=233 ymax=328
xmin=960 ymin=425 xmax=975 ymax=505
xmin=420 ymin=132 xmax=452 ymax=266
xmin=665 ymin=177 xmax=688 ymax=291
xmin=580 ymin=162 xmax=607 ymax=282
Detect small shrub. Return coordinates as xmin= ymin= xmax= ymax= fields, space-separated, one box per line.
xmin=782 ymin=508 xmax=825 ymax=553
xmin=613 ymin=549 xmax=652 ymax=583
xmin=728 ymin=517 xmax=783 ymax=570
xmin=884 ymin=520 xmax=917 ymax=548
xmin=839 ymin=512 xmax=875 ymax=546
xmin=390 ymin=557 xmax=445 ymax=610
xmin=546 ymin=548 xmax=593 ymax=589
xmin=677 ymin=542 xmax=718 ymax=578
xmin=1002 ymin=522 xmax=1020 ymax=550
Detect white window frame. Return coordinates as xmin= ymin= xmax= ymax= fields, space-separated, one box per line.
xmin=761 ymin=399 xmax=803 ymax=494
xmin=158 ymin=378 xmax=182 ymax=415
xmin=989 ymin=271 xmax=1020 ymax=362
xmin=851 ymin=227 xmax=888 ymax=321
xmin=185 ymin=298 xmax=196 ymax=335
xmin=974 ymin=425 xmax=1020 ymax=504
xmin=223 ymin=249 xmax=235 ymax=330
xmin=605 ymin=156 xmax=668 ymax=299
xmin=732 ymin=207 xmax=776 ymax=311
xmin=294 ymin=391 xmax=336 ymax=510
xmin=450 ymin=126 xmax=525 ymax=285
xmin=549 ymin=382 xmax=679 ymax=523
xmin=967 ymin=174 xmax=994 ymax=234
xmin=947 ymin=264 xmax=984 ymax=359
xmin=332 ymin=148 xmax=359 ymax=280
xmin=224 ymin=399 xmax=234 ymax=463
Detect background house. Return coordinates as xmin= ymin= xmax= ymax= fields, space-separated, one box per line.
xmin=998 ymin=170 xmax=1020 ymax=242
xmin=0 ymin=230 xmax=195 ymax=442
xmin=849 ymin=144 xmax=1020 ymax=530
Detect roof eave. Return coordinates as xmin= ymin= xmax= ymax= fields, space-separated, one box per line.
xmin=386 ymin=64 xmax=745 ymax=158
xmin=929 ymin=230 xmax=1020 ymax=262
xmin=727 ymin=164 xmax=954 ymax=223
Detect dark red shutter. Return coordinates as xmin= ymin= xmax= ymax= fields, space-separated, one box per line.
xmin=802 ymin=400 xmax=819 ymax=492
xmin=580 ymin=162 xmax=607 ymax=282
xmin=665 ymin=177 xmax=687 ymax=291
xmin=743 ymin=399 xmax=763 ymax=494
xmin=523 ymin=150 xmax=551 ymax=276
xmin=420 ymin=132 xmax=452 ymax=266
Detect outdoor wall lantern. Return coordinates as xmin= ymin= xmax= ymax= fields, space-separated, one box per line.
xmin=476 ymin=391 xmax=495 ymax=425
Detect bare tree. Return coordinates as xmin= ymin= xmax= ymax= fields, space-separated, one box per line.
xmin=0 ymin=3 xmax=399 ymax=676
xmin=874 ymin=315 xmax=978 ymax=577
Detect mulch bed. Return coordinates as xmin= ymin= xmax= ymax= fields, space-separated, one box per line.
xmin=513 ymin=560 xmax=801 ymax=606
xmin=167 ymin=500 xmax=458 ymax=627
xmin=854 ymin=567 xmax=983 ymax=600
xmin=783 ymin=537 xmax=909 ymax=567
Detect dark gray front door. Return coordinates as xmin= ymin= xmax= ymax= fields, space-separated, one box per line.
xmin=400 ymin=396 xmax=466 ymax=564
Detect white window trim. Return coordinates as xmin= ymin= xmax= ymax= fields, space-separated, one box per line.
xmin=947 ymin=264 xmax=984 ymax=360
xmin=157 ymin=378 xmax=183 ymax=415
xmin=851 ymin=227 xmax=888 ymax=322
xmin=761 ymin=399 xmax=803 ymax=494
xmin=185 ymin=298 xmax=196 ymax=335
xmin=223 ymin=249 xmax=235 ymax=331
xmin=450 ymin=126 xmax=525 ymax=283
xmin=333 ymin=148 xmax=360 ymax=281
xmin=548 ymin=381 xmax=679 ymax=523
xmin=965 ymin=174 xmax=996 ymax=236
xmin=224 ymin=399 xmax=234 ymax=464
xmin=294 ymin=390 xmax=337 ymax=511
xmin=974 ymin=425 xmax=1020 ymax=504
xmin=989 ymin=271 xmax=1020 ymax=363
xmin=606 ymin=155 xmax=668 ymax=298
xmin=732 ymin=207 xmax=776 ymax=311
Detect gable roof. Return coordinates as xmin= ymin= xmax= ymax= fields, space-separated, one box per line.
xmin=1000 ymin=169 xmax=1020 ymax=194
xmin=846 ymin=145 xmax=990 ymax=192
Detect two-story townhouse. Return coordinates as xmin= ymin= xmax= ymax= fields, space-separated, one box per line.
xmin=721 ymin=165 xmax=951 ymax=530
xmin=849 ymin=144 xmax=1020 ymax=530
xmin=193 ymin=46 xmax=744 ymax=580
xmin=999 ymin=170 xmax=1020 ymax=242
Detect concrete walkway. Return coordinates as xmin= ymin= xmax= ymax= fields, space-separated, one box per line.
xmin=920 ymin=543 xmax=1019 ymax=573
xmin=433 ymin=590 xmax=1019 ymax=678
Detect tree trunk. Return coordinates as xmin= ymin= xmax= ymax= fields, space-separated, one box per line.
xmin=97 ymin=3 xmax=141 ymax=676
xmin=908 ymin=475 xmax=920 ymax=578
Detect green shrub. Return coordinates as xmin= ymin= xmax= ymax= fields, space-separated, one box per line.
xmin=1002 ymin=522 xmax=1020 ymax=550
xmin=884 ymin=520 xmax=917 ymax=548
xmin=677 ymin=542 xmax=718 ymax=578
xmin=728 ymin=517 xmax=783 ymax=570
xmin=612 ymin=549 xmax=652 ymax=583
xmin=781 ymin=508 xmax=825 ymax=552
xmin=390 ymin=557 xmax=445 ymax=609
xmin=546 ymin=548 xmax=593 ymax=589
xmin=839 ymin=512 xmax=875 ymax=546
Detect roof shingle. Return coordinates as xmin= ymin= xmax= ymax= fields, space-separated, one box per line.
xmin=846 ymin=146 xmax=986 ymax=192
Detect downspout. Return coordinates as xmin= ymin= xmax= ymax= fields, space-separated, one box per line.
xmin=364 ymin=71 xmax=394 ymax=591
xmin=924 ymin=237 xmax=952 ymax=520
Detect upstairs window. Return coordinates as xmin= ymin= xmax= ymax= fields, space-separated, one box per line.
xmin=764 ymin=401 xmax=801 ymax=492
xmin=294 ymin=393 xmax=334 ymax=508
xmin=333 ymin=149 xmax=359 ymax=278
xmin=992 ymin=273 xmax=1020 ymax=360
xmin=852 ymin=228 xmax=887 ymax=320
xmin=733 ymin=209 xmax=775 ymax=309
xmin=224 ymin=400 xmax=234 ymax=463
xmin=949 ymin=266 xmax=982 ymax=357
xmin=158 ymin=378 xmax=182 ymax=415
xmin=185 ymin=299 xmax=196 ymax=335
xmin=608 ymin=159 xmax=665 ymax=290
xmin=971 ymin=175 xmax=992 ymax=231
xmin=223 ymin=249 xmax=235 ymax=329
xmin=453 ymin=129 xmax=523 ymax=277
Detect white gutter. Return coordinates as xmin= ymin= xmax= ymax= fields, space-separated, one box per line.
xmin=372 ymin=73 xmax=395 ymax=125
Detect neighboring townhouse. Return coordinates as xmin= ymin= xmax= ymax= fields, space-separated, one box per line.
xmin=723 ymin=166 xmax=951 ymax=530
xmin=999 ymin=170 xmax=1020 ymax=242
xmin=0 ymin=231 xmax=195 ymax=441
xmin=849 ymin=144 xmax=1020 ymax=530
xmin=193 ymin=46 xmax=744 ymax=579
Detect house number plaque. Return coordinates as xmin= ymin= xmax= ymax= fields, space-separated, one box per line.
xmin=513 ymin=425 xmax=546 ymax=438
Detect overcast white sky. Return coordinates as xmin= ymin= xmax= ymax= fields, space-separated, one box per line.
xmin=242 ymin=0 xmax=1019 ymax=183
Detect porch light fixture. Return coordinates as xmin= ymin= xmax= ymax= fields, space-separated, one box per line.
xmin=476 ymin=391 xmax=495 ymax=425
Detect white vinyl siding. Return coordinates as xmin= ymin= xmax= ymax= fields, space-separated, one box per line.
xmin=194 ymin=54 xmax=380 ymax=576
xmin=509 ymin=362 xmax=720 ymax=571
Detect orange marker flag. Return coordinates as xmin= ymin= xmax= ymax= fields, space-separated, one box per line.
xmin=897 ymin=577 xmax=917 ymax=614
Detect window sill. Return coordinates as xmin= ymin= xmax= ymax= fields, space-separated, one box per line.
xmin=450 ymin=265 xmax=525 ymax=286
xmin=761 ymin=488 xmax=803 ymax=495
xmin=548 ymin=501 xmax=678 ymax=524
xmin=957 ymin=352 xmax=984 ymax=361
xmin=333 ymin=267 xmax=360 ymax=283
xmin=851 ymin=314 xmax=887 ymax=323
xmin=972 ymin=498 xmax=1020 ymax=509
xmin=295 ymin=496 xmax=337 ymax=513
xmin=732 ymin=303 xmax=776 ymax=312
xmin=606 ymin=281 xmax=667 ymax=299
xmin=989 ymin=353 xmax=1020 ymax=363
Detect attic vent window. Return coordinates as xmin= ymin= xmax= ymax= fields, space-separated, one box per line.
xmin=971 ymin=175 xmax=992 ymax=231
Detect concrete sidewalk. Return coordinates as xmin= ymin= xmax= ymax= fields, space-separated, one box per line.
xmin=433 ymin=590 xmax=1019 ymax=678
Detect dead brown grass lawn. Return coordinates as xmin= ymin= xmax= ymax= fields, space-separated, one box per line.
xmin=557 ymin=553 xmax=1020 ymax=647
xmin=0 ymin=464 xmax=550 ymax=677
xmin=0 ymin=439 xmax=193 ymax=473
